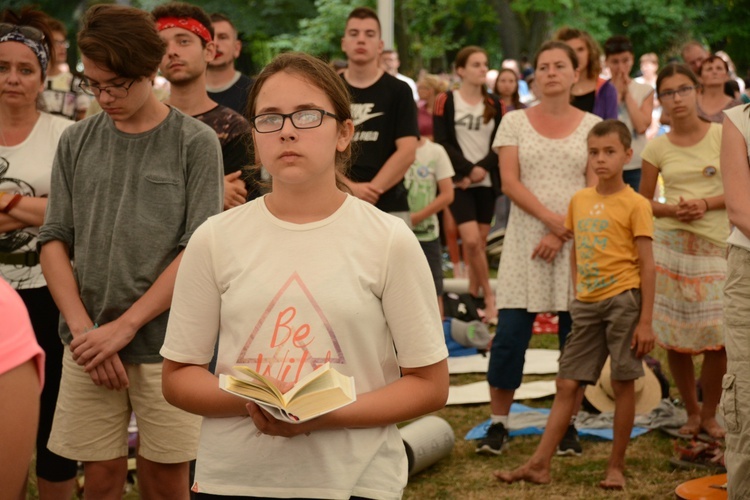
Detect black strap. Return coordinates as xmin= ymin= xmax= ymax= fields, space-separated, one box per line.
xmin=0 ymin=251 xmax=40 ymax=266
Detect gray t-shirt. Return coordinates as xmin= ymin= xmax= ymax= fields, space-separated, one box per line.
xmin=39 ymin=107 xmax=223 ymax=363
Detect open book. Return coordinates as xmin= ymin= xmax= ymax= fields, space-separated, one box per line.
xmin=219 ymin=362 xmax=356 ymax=423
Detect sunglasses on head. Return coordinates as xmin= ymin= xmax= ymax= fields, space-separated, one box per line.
xmin=0 ymin=23 xmax=45 ymax=42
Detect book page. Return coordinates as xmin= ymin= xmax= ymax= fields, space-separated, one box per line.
xmin=220 ymin=363 xmax=356 ymax=423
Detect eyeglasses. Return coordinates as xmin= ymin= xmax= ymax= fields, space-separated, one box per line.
xmin=79 ymin=79 xmax=136 ymax=99
xmin=0 ymin=23 xmax=45 ymax=42
xmin=250 ymin=109 xmax=339 ymax=133
xmin=658 ymin=85 xmax=697 ymax=100
xmin=54 ymin=40 xmax=70 ymax=49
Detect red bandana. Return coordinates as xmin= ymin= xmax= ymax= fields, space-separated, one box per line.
xmin=155 ymin=17 xmax=212 ymax=43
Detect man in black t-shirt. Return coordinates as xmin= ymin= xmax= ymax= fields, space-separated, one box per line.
xmin=206 ymin=13 xmax=254 ymax=115
xmin=340 ymin=7 xmax=417 ymax=219
xmin=154 ymin=4 xmax=259 ymax=208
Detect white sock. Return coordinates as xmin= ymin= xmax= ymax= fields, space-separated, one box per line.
xmin=490 ymin=414 xmax=509 ymax=427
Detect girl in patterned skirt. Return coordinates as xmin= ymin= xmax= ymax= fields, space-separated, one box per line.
xmin=640 ymin=63 xmax=729 ymax=439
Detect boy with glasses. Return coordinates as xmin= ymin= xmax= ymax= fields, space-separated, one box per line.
xmin=38 ymin=4 xmax=223 ymax=498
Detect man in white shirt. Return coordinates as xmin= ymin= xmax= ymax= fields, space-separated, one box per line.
xmin=381 ymin=49 xmax=419 ymax=102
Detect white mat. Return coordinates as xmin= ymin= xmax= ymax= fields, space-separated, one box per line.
xmin=447 ymin=349 xmax=560 ymax=375
xmin=446 ymin=380 xmax=557 ymax=406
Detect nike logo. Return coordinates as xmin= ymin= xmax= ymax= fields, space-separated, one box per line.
xmin=353 ymin=112 xmax=384 ymax=126
xmin=351 ymin=103 xmax=384 ymax=126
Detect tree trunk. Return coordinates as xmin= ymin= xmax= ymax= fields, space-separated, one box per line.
xmin=493 ymin=0 xmax=522 ymax=61
xmin=394 ymin=2 xmax=414 ymax=77
xmin=527 ymin=11 xmax=554 ymax=58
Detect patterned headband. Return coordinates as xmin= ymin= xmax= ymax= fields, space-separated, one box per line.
xmin=0 ymin=25 xmax=49 ymax=76
xmin=155 ymin=17 xmax=212 ymax=43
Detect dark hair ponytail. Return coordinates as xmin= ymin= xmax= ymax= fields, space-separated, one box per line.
xmin=455 ymin=46 xmax=497 ymax=124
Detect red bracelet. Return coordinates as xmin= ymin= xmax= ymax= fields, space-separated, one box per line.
xmin=1 ymin=193 xmax=22 ymax=214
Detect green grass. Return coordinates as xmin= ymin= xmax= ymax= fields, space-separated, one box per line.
xmin=402 ymin=333 xmax=714 ymax=500
xmin=26 ymin=332 xmax=715 ymax=499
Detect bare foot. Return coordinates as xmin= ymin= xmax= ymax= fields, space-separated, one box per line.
xmin=599 ymin=468 xmax=626 ymax=490
xmin=679 ymin=414 xmax=701 ymax=436
xmin=701 ymin=417 xmax=726 ymax=439
xmin=493 ymin=462 xmax=551 ymax=485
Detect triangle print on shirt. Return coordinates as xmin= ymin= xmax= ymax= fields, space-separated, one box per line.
xmin=236 ymin=271 xmax=346 ymax=385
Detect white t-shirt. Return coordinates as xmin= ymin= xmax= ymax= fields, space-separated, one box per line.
xmin=405 ymin=139 xmax=455 ymax=241
xmin=396 ymin=73 xmax=419 ymax=102
xmin=724 ymin=104 xmax=750 ymax=250
xmin=43 ymin=71 xmax=91 ymax=120
xmin=453 ymin=90 xmax=494 ymax=188
xmin=161 ymin=194 xmax=447 ymax=498
xmin=0 ymin=113 xmax=73 ymax=289
xmin=619 ymin=80 xmax=654 ymax=171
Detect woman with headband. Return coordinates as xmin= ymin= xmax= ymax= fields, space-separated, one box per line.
xmin=0 ymin=7 xmax=76 ymax=498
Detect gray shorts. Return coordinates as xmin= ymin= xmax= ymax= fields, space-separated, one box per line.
xmin=558 ymin=289 xmax=644 ymax=384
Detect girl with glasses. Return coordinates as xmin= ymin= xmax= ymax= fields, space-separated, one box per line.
xmin=640 ymin=63 xmax=729 ymax=439
xmin=41 ymin=17 xmax=91 ymax=121
xmin=160 ymin=52 xmax=449 ymax=498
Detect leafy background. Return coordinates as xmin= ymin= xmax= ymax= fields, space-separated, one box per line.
xmin=1 ymin=0 xmax=747 ymax=80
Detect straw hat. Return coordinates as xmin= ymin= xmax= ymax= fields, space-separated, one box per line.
xmin=584 ymin=357 xmax=662 ymax=415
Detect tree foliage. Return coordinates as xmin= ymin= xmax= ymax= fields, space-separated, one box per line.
xmin=1 ymin=0 xmax=746 ymax=79
xmin=270 ymin=0 xmax=364 ymax=61
xmin=401 ymin=0 xmax=499 ymax=74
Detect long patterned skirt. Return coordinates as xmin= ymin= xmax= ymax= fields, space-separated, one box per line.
xmin=653 ymin=228 xmax=726 ymax=353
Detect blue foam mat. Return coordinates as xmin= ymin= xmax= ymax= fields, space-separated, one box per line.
xmin=465 ymin=403 xmax=649 ymax=441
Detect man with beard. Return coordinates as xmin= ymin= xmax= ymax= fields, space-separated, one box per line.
xmin=153 ymin=3 xmax=259 ymax=208
xmin=206 ymin=13 xmax=254 ymax=115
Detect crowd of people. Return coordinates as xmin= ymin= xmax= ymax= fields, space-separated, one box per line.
xmin=1 ymin=2 xmax=749 ymax=499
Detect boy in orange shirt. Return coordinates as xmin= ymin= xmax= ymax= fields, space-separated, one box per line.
xmin=495 ymin=120 xmax=655 ymax=490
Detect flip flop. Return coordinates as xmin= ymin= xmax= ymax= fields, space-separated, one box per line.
xmin=660 ymin=426 xmax=716 ymax=443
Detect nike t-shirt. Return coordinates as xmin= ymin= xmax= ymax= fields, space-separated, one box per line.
xmin=344 ymin=72 xmax=418 ymax=212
